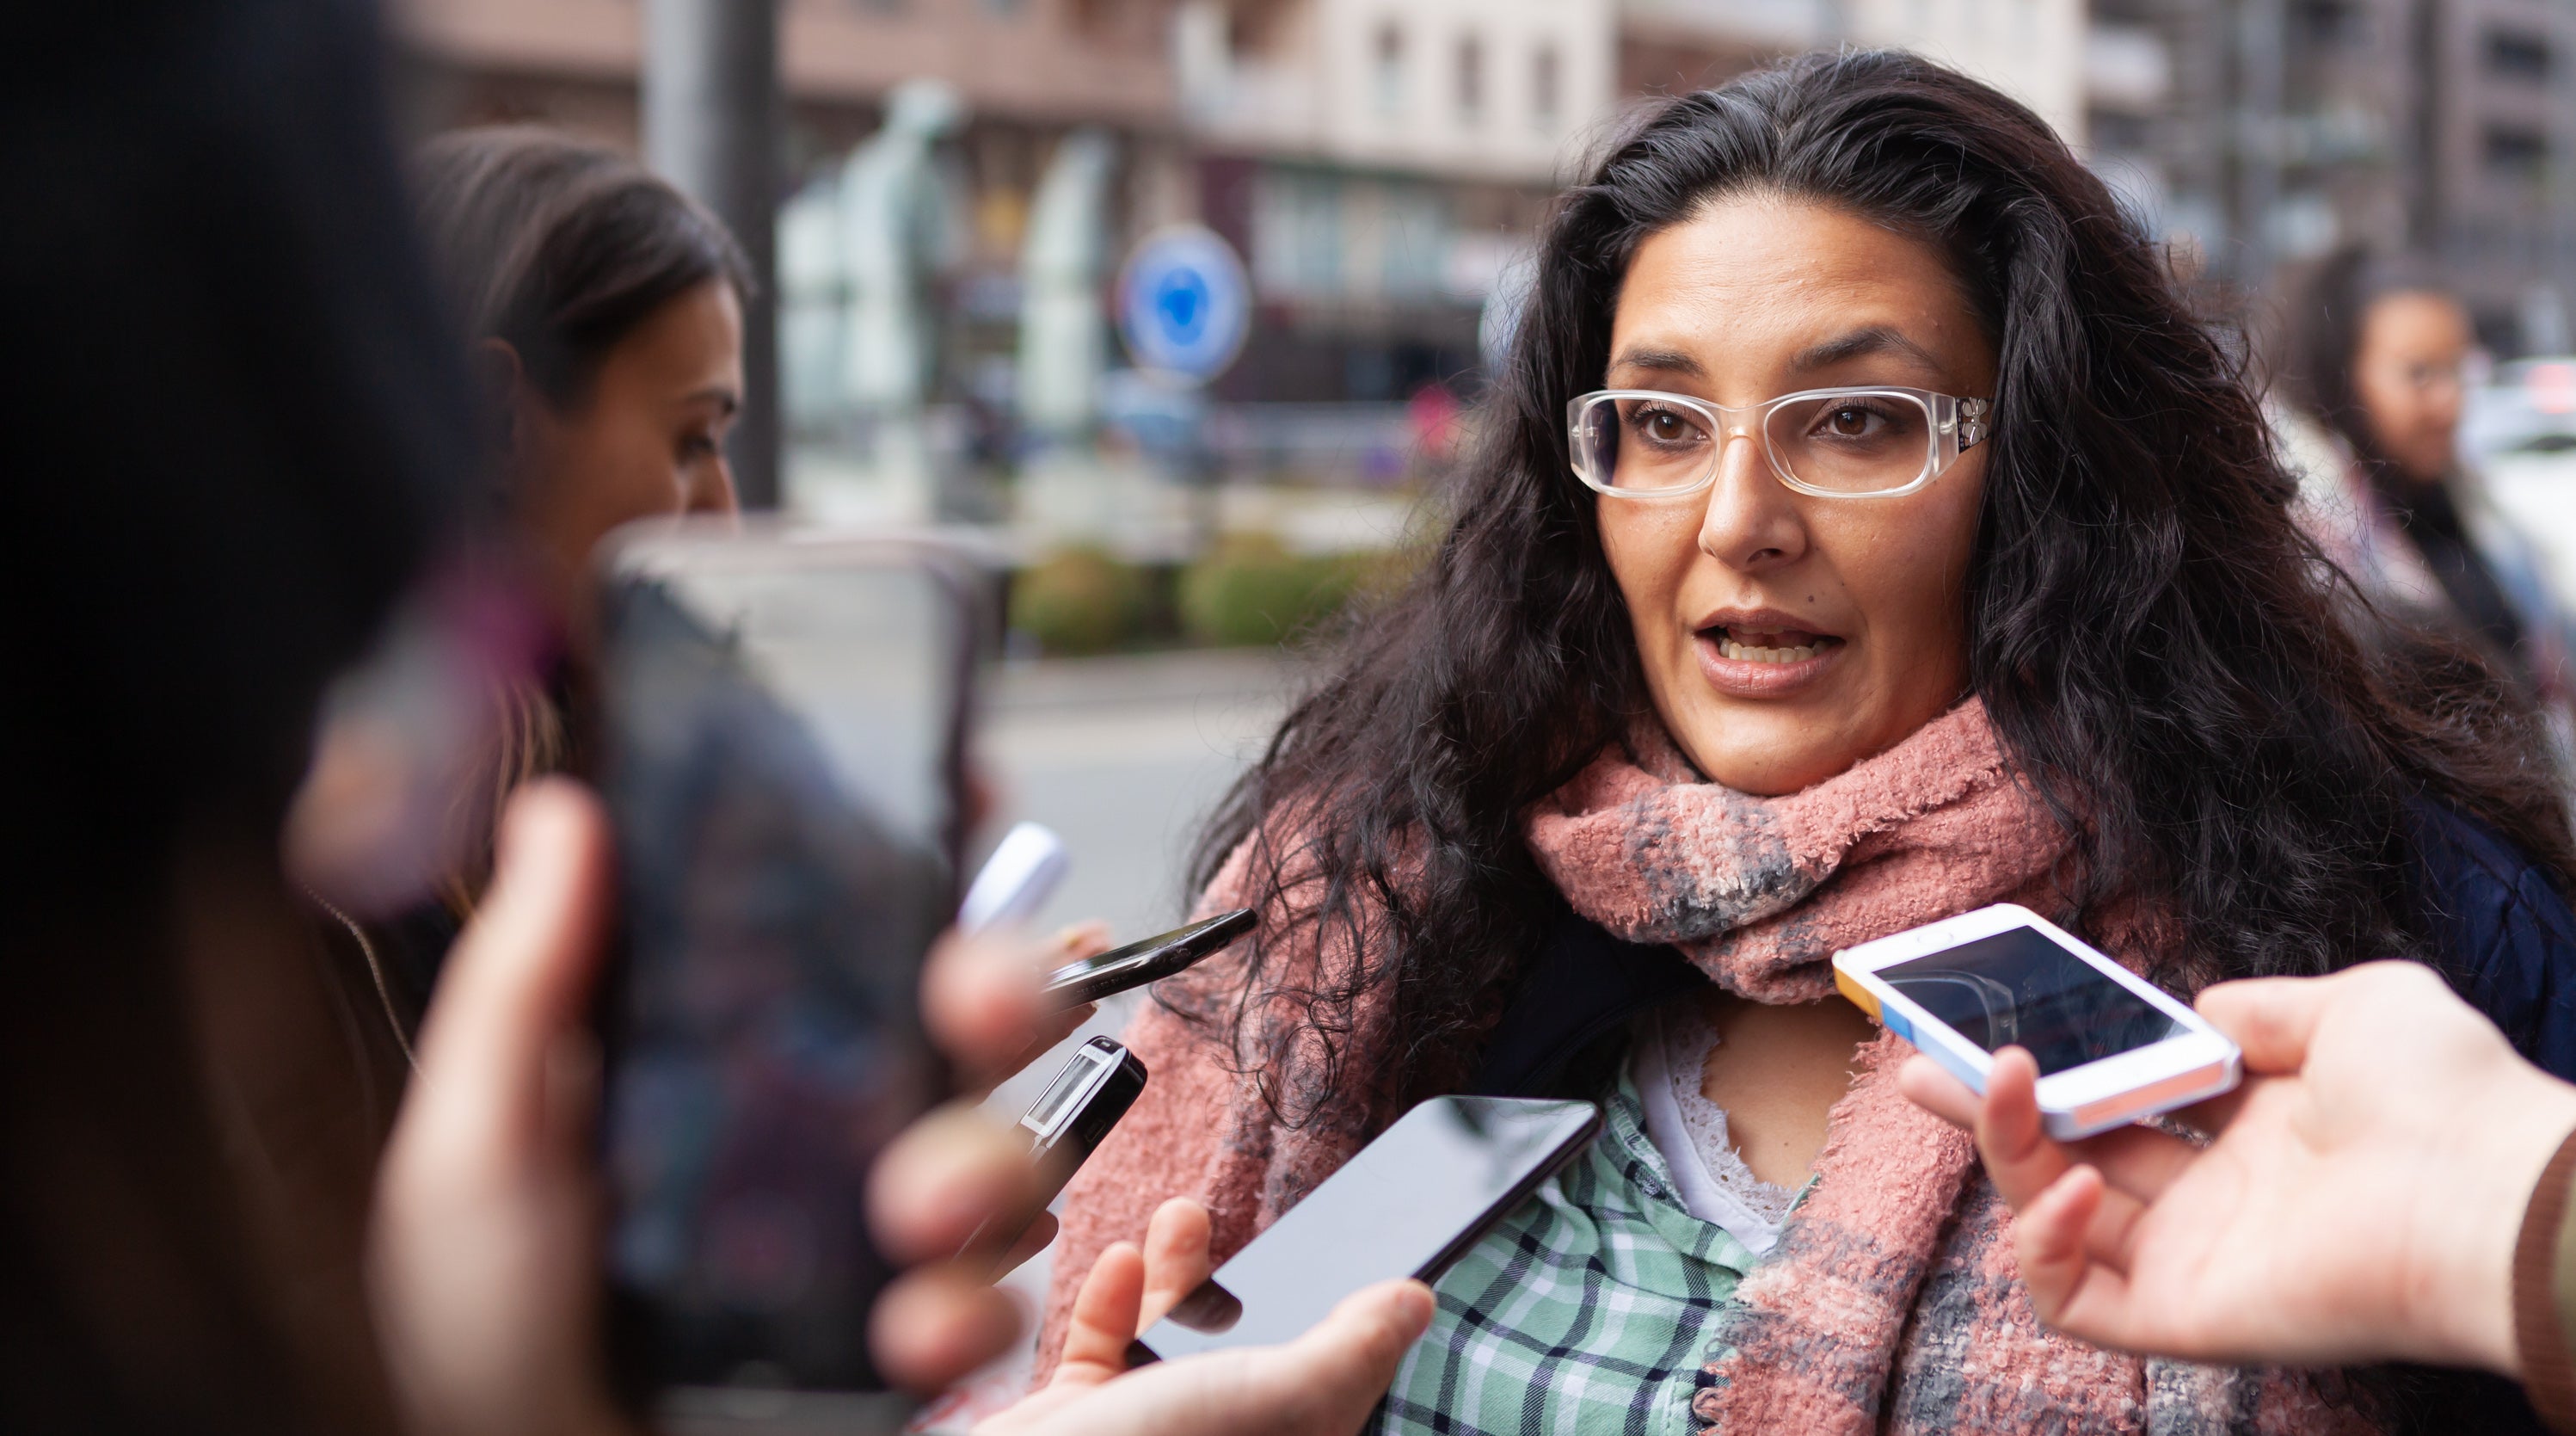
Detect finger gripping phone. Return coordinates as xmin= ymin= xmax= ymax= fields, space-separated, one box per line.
xmin=963 ymin=1037 xmax=1147 ymax=1269
xmin=1833 ymin=902 xmax=2241 ymax=1140
xmin=1131 ymin=1095 xmax=1601 ymax=1365
xmin=1041 ymin=908 xmax=1256 ymax=1008
xmin=593 ymin=522 xmax=986 ymax=1419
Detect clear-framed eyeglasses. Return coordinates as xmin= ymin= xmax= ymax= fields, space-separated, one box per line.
xmin=1566 ymin=386 xmax=1993 ymax=500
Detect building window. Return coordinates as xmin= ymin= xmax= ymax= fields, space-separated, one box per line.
xmin=2090 ymin=109 xmax=2152 ymax=154
xmin=2486 ymin=126 xmax=2548 ymax=185
xmin=1533 ymin=44 xmax=1560 ymax=128
xmin=2488 ymin=29 xmax=2551 ymax=83
xmin=1374 ymin=22 xmax=1405 ymax=115
xmin=2290 ymin=0 xmax=2364 ymax=50
xmin=1457 ymin=35 xmax=1484 ymax=125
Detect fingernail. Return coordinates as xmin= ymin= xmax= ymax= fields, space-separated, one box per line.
xmin=1395 ymin=1281 xmax=1435 ymax=1335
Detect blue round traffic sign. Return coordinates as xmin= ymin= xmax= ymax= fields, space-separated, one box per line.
xmin=1118 ymin=225 xmax=1251 ymax=384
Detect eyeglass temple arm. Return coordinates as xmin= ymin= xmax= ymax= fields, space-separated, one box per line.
xmin=1948 ymin=396 xmax=1992 ymax=452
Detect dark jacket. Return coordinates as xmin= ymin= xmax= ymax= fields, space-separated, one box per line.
xmin=2413 ymin=803 xmax=2576 ymax=1081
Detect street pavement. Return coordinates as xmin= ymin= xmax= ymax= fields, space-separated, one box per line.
xmin=910 ymin=646 xmax=1308 ymax=1430
xmin=974 ymin=646 xmax=1306 ymax=945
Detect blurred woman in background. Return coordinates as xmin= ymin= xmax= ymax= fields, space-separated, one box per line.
xmin=288 ymin=128 xmax=753 ymax=1023
xmin=410 ymin=126 xmax=751 ymax=628
xmin=2283 ymin=249 xmax=2569 ymax=701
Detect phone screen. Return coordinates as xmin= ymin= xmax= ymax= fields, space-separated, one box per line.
xmin=1879 ymin=926 xmax=2183 ymax=1075
xmin=596 ymin=542 xmax=970 ymax=1396
xmin=1136 ymin=1096 xmax=1599 ymax=1363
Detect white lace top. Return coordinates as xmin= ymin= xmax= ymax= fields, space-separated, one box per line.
xmin=1627 ymin=1004 xmax=1796 ymax=1258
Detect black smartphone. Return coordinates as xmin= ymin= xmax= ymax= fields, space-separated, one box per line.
xmin=1131 ymin=1095 xmax=1601 ymax=1365
xmin=964 ymin=1037 xmax=1149 ymax=1269
xmin=1042 ymin=909 xmax=1257 ymax=1008
xmin=592 ymin=523 xmax=987 ymax=1421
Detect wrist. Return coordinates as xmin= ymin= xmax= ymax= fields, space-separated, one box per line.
xmin=2426 ymin=1070 xmax=2576 ymax=1377
xmin=2513 ymin=1119 xmax=2576 ymax=1436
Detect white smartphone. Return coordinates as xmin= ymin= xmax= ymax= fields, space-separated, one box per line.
xmin=958 ymin=821 xmax=1069 ymax=934
xmin=1832 ymin=903 xmax=2240 ymax=1140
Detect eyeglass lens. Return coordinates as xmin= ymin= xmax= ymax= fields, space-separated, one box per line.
xmin=1577 ymin=392 xmax=1937 ymax=495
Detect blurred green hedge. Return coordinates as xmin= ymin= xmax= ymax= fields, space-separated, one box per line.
xmin=1010 ymin=545 xmax=1150 ymax=656
xmin=1012 ymin=536 xmax=1416 ymax=655
xmin=1179 ymin=533 xmax=1369 ymax=647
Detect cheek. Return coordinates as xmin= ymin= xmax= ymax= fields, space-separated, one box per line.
xmin=1595 ymin=502 xmax=1701 ymax=644
xmin=1820 ymin=485 xmax=1979 ymax=666
xmin=585 ymin=424 xmax=689 ymax=521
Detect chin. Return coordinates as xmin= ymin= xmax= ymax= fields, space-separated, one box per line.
xmin=1680 ymin=712 xmax=1860 ymax=797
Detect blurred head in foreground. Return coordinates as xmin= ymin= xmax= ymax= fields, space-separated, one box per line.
xmin=0 ymin=2 xmax=466 ymax=1429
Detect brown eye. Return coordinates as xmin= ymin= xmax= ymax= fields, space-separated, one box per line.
xmin=1632 ymin=406 xmax=1697 ymax=445
xmin=1827 ymin=406 xmax=1872 ymax=437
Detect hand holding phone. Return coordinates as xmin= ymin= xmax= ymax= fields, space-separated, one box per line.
xmin=593 ymin=524 xmax=986 ymax=1415
xmin=1042 ymin=909 xmax=1257 ymax=1008
xmin=961 ymin=1037 xmax=1147 ymax=1272
xmin=1131 ymin=1095 xmax=1599 ymax=1365
xmin=1835 ymin=903 xmax=2241 ymax=1140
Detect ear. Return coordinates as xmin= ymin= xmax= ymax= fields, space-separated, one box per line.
xmin=472 ymin=337 xmax=531 ymax=463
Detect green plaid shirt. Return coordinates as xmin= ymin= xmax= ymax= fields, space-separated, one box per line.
xmin=1371 ymin=1074 xmax=1765 ymax=1436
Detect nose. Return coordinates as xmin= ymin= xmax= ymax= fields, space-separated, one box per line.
xmin=690 ymin=457 xmax=740 ymax=516
xmin=1696 ymin=429 xmax=1808 ymax=571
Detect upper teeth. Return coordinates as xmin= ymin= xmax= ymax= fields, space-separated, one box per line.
xmin=1720 ymin=637 xmax=1822 ymax=663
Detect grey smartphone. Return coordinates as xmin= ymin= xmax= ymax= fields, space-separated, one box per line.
xmin=964 ymin=1037 xmax=1149 ymax=1269
xmin=1131 ymin=1095 xmax=1602 ymax=1365
xmin=592 ymin=524 xmax=987 ymax=1422
xmin=1041 ymin=909 xmax=1256 ymax=1008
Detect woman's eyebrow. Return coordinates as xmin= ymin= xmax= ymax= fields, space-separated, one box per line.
xmin=681 ymin=385 xmax=741 ymax=415
xmin=1791 ymin=324 xmax=1942 ymax=372
xmin=1605 ymin=346 xmax=1705 ymax=378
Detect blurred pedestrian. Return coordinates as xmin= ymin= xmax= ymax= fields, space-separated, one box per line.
xmin=2281 ymin=249 xmax=2571 ymax=700
xmin=1044 ymin=51 xmax=2576 ymax=1435
xmin=287 ymin=127 xmax=754 ymax=1016
xmin=411 ymin=126 xmax=752 ymax=630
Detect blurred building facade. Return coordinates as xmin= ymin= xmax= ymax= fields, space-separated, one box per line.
xmin=397 ymin=0 xmax=1608 ymax=497
xmin=2083 ymin=0 xmax=2576 ymax=352
xmin=1614 ymin=0 xmax=2087 ymax=139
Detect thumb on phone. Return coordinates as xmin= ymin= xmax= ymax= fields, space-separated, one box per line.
xmin=2193 ymin=973 xmax=2340 ymax=1075
xmin=1257 ymin=1279 xmax=1442 ymax=1413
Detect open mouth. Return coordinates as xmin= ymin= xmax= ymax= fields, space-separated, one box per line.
xmin=1702 ymin=626 xmax=1844 ymax=664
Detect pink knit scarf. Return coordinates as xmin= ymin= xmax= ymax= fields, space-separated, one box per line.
xmin=1041 ymin=700 xmax=2382 ymax=1434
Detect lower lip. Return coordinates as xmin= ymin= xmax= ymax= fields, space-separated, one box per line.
xmin=1693 ymin=633 xmax=1844 ymax=697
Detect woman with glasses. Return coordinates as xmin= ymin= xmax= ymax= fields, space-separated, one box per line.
xmin=1035 ymin=52 xmax=2576 ymax=1434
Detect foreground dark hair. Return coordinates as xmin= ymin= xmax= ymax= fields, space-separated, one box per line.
xmin=411 ymin=126 xmax=751 ymax=415
xmin=1188 ymin=51 xmax=2572 ymax=1127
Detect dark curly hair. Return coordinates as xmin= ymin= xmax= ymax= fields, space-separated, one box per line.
xmin=1183 ymin=51 xmax=2572 ymax=1131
